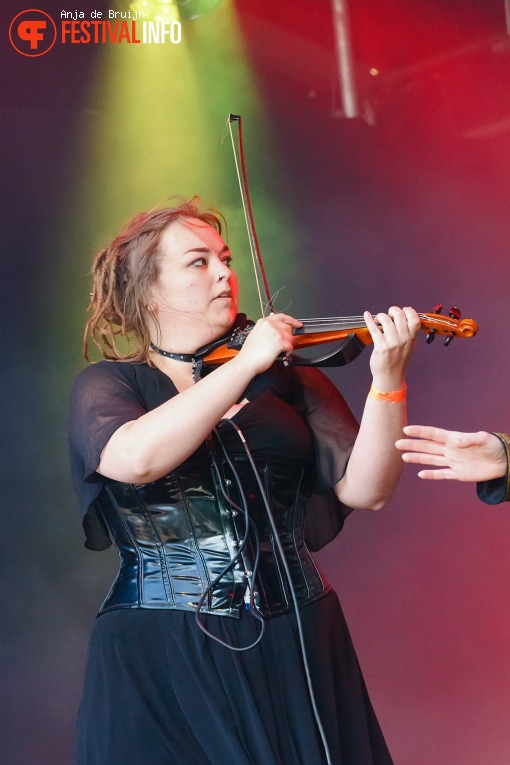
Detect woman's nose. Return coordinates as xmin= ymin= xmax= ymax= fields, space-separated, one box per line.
xmin=216 ymin=261 xmax=231 ymax=281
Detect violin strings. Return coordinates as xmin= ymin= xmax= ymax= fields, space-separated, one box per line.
xmin=298 ymin=312 xmax=450 ymax=327
xmin=299 ymin=316 xmax=366 ymax=323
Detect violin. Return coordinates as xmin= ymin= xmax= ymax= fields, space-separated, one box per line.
xmin=220 ymin=115 xmax=478 ymax=372
xmin=196 ymin=306 xmax=478 ymax=371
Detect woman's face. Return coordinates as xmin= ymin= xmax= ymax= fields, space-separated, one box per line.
xmin=150 ymin=217 xmax=239 ymax=339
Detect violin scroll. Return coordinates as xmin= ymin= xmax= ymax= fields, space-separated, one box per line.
xmin=420 ymin=308 xmax=478 ymax=345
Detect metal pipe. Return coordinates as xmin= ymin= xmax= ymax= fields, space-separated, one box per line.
xmin=331 ymin=0 xmax=359 ymax=118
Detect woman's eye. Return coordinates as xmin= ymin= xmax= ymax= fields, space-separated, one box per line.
xmin=190 ymin=258 xmax=206 ymax=267
xmin=223 ymin=258 xmax=233 ymax=268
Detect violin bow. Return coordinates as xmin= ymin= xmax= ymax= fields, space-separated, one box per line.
xmin=223 ymin=114 xmax=478 ymax=369
xmin=227 ymin=114 xmax=275 ymax=317
xmin=226 ymin=113 xmax=368 ymax=367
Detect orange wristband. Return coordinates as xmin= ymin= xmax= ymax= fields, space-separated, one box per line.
xmin=369 ymin=383 xmax=407 ymax=403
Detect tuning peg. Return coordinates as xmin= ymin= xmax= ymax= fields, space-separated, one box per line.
xmin=444 ymin=332 xmax=455 ymax=347
xmin=426 ymin=304 xmax=442 ymax=343
xmin=449 ymin=307 xmax=461 ymax=320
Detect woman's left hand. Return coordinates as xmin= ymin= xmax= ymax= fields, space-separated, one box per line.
xmin=364 ymin=306 xmax=421 ymax=391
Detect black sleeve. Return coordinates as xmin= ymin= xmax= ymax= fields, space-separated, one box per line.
xmin=293 ymin=367 xmax=360 ymax=551
xmin=69 ymin=362 xmax=146 ymax=484
xmin=294 ymin=367 xmax=359 ymax=490
xmin=68 ymin=362 xmax=147 ymax=549
xmin=477 ymin=433 xmax=510 ymax=505
xmin=476 ymin=477 xmax=507 ymax=505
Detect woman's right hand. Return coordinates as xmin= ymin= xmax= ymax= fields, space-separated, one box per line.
xmin=396 ymin=425 xmax=508 ymax=482
xmin=236 ymin=313 xmax=303 ymax=375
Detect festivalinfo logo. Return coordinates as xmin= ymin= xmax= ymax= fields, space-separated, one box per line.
xmin=9 ymin=7 xmax=182 ymax=56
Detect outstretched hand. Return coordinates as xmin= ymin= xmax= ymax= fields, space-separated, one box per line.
xmin=395 ymin=425 xmax=507 ymax=482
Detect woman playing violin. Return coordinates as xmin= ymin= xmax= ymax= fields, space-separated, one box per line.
xmin=69 ymin=199 xmax=420 ymax=765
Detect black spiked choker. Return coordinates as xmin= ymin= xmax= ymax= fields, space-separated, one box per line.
xmin=150 ymin=343 xmax=197 ymax=363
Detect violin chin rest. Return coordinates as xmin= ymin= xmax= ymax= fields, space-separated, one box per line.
xmin=286 ymin=334 xmax=366 ymax=368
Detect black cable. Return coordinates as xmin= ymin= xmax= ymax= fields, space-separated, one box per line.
xmin=210 ymin=419 xmax=332 ymax=765
xmin=194 ymin=430 xmax=265 ymax=651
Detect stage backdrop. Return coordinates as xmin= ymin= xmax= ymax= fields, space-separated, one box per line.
xmin=1 ymin=1 xmax=510 ymax=763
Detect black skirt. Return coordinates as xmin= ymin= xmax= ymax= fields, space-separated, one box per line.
xmin=75 ymin=591 xmax=393 ymax=765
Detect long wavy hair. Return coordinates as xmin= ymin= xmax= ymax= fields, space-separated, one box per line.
xmin=83 ymin=198 xmax=225 ymax=363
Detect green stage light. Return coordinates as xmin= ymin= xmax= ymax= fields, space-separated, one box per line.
xmin=53 ymin=0 xmax=305 ymax=358
xmin=175 ymin=0 xmax=223 ymax=21
xmin=130 ymin=1 xmax=179 ymax=23
xmin=130 ymin=0 xmax=223 ymax=22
